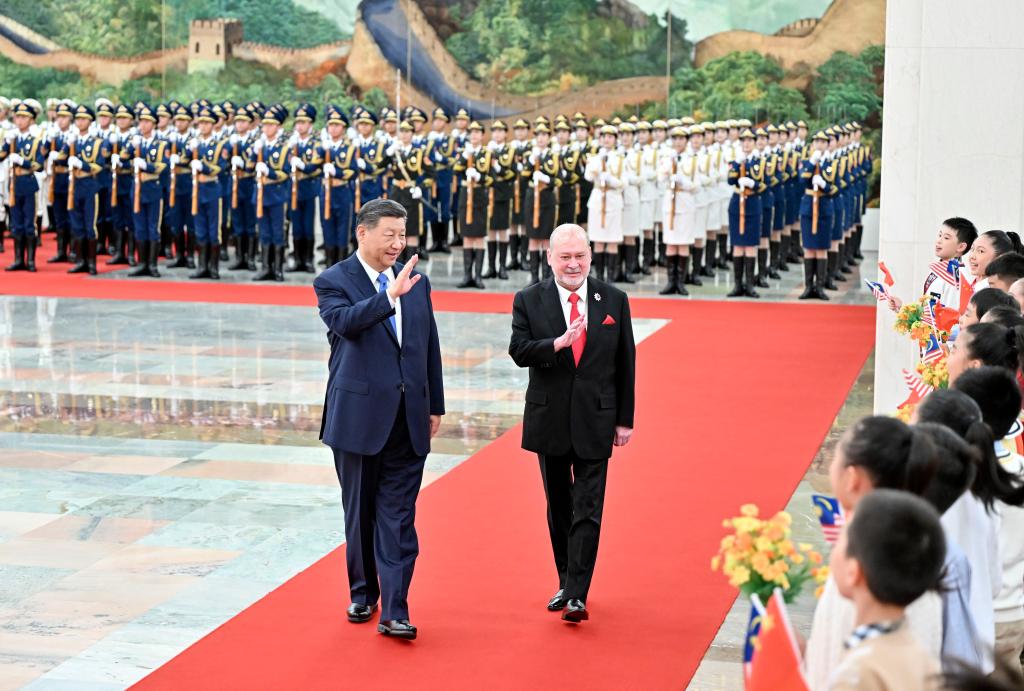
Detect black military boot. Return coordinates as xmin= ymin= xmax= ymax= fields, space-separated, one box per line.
xmin=520 ymin=235 xmax=529 ymax=268
xmin=659 ymin=256 xmax=680 ymax=295
xmin=189 ymin=243 xmax=210 ymax=279
xmin=274 ymin=245 xmax=285 ymax=281
xmin=754 ymin=247 xmax=770 ymax=287
xmin=246 ymin=236 xmax=258 ymax=270
xmin=608 ymin=252 xmax=624 ymax=284
xmin=253 ymin=244 xmax=273 ymax=281
xmin=838 ymin=242 xmax=853 ymax=275
xmin=68 ymin=237 xmax=89 ymax=274
xmin=744 ymin=256 xmax=760 ymax=298
xmin=286 ymin=238 xmax=306 ymax=272
xmin=209 ymin=243 xmax=220 ymax=280
xmin=127 ymin=233 xmax=137 ymax=267
xmin=48 ymin=229 xmax=69 ymax=263
xmin=815 ymin=258 xmax=831 ymax=300
xmin=456 ymin=249 xmax=474 ymax=289
xmin=0 ymin=218 xmax=6 ymax=253
xmin=766 ymin=241 xmax=781 ymax=279
xmin=148 ymin=240 xmax=161 ymax=277
xmin=726 ymin=256 xmax=745 ymax=297
xmin=128 ymin=241 xmax=150 ymax=277
xmin=657 ymin=240 xmax=667 ymax=267
xmin=620 ymin=245 xmax=636 ymax=284
xmin=528 ymin=250 xmax=540 ymax=285
xmin=798 ymin=258 xmax=816 ymax=300
xmin=6 ymin=237 xmax=26 ymax=271
xmin=228 ymin=236 xmax=247 ymax=270
xmin=701 ymin=240 xmax=717 ymax=277
xmin=472 ymin=248 xmax=486 ymax=289
xmin=676 ymin=256 xmax=690 ymax=296
xmin=84 ymin=238 xmax=96 ymax=275
xmin=482 ymin=240 xmax=498 ymax=279
xmin=26 ymin=235 xmax=37 ymax=272
xmin=824 ymin=252 xmax=840 ymax=289
xmin=507 ymin=236 xmax=521 ymax=270
xmin=640 ymin=236 xmax=654 ymax=275
xmin=685 ymin=246 xmax=703 ymax=286
xmin=498 ymin=241 xmax=509 ymax=279
xmin=591 ymin=251 xmax=605 ymax=282
xmin=853 ymin=224 xmax=864 ymax=260
xmin=716 ymin=234 xmax=730 ymax=269
xmin=167 ymin=232 xmax=188 ymax=268
xmin=107 ymin=230 xmax=128 ymax=265
xmin=777 ymin=235 xmax=790 ymax=272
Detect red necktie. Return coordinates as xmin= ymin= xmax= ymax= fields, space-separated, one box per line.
xmin=568 ymin=293 xmax=586 ymax=365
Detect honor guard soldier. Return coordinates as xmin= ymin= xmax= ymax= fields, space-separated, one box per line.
xmin=617 ymin=121 xmax=641 ymax=283
xmin=226 ymin=105 xmax=259 ymax=271
xmin=824 ymin=127 xmax=844 ymax=290
xmin=508 ymin=118 xmax=532 ymax=270
xmin=851 ymin=122 xmax=870 ymax=262
xmin=187 ymin=105 xmax=230 ymax=280
xmin=788 ymin=120 xmax=810 ymax=263
xmin=106 ymin=105 xmax=137 ymax=266
xmin=726 ymin=127 xmax=765 ymax=298
xmin=585 ymin=124 xmax=626 ymax=282
xmin=126 ymin=104 xmax=168 ymax=278
xmin=63 ymin=104 xmax=110 ymax=275
xmin=286 ymin=103 xmax=323 ymax=273
xmin=44 ymin=100 xmax=74 ymax=264
xmin=553 ymin=119 xmax=576 ymax=227
xmin=155 ymin=103 xmax=175 ymax=260
xmin=658 ymin=125 xmax=697 ymax=295
xmin=766 ymin=124 xmax=788 ymax=280
xmin=93 ymin=99 xmax=116 ymax=256
xmin=452 ymin=120 xmax=492 ymax=289
xmin=213 ymin=103 xmax=233 ymax=262
xmin=684 ymin=124 xmax=712 ymax=286
xmin=252 ymin=104 xmax=292 ymax=282
xmin=319 ymin=105 xmax=358 ymax=267
xmin=351 ymin=108 xmax=386 ymax=211
xmin=448 ymin=107 xmax=471 ymax=248
xmin=798 ymin=130 xmax=835 ymax=300
xmin=426 ymin=106 xmax=455 ymax=255
xmin=708 ymin=121 xmax=732 ymax=273
xmin=751 ymin=127 xmax=774 ymax=288
xmin=2 ymin=99 xmax=45 ymax=272
xmin=523 ymin=122 xmax=558 ymax=285
xmin=387 ymin=119 xmax=431 ymax=262
xmin=635 ymin=120 xmax=657 ymax=275
xmin=165 ymin=104 xmax=195 ymax=269
xmin=379 ymin=107 xmax=398 ymax=145
xmin=484 ymin=119 xmax=515 ymax=280
xmin=0 ymin=96 xmax=10 ymax=253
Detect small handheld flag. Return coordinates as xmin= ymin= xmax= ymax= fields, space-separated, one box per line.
xmin=811 ymin=494 xmax=845 ymax=545
xmin=743 ymin=596 xmax=765 ymax=683
xmin=927 ymin=259 xmax=960 ymax=287
xmin=878 ymin=261 xmax=895 ymax=287
xmin=899 ymin=368 xmax=934 ymax=408
xmin=747 ymin=590 xmax=810 ymax=691
xmin=864 ymin=279 xmax=889 ymax=302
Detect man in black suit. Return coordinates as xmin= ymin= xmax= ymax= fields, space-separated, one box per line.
xmin=313 ymin=199 xmax=445 ymax=641
xmin=509 ymin=223 xmax=636 ymax=623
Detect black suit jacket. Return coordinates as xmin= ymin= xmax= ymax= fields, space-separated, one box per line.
xmin=509 ymin=277 xmax=636 ymax=460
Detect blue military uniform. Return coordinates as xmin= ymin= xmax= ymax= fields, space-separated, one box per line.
xmin=126 ymin=104 xmax=169 ymax=278
xmin=165 ymin=105 xmax=196 ymax=270
xmin=188 ymin=106 xmax=230 ymax=280
xmin=726 ymin=128 xmax=764 ymax=298
xmin=319 ymin=105 xmax=359 ymax=268
xmin=64 ymin=104 xmax=111 ymax=275
xmin=106 ymin=105 xmax=138 ymax=267
xmin=426 ymin=107 xmax=455 ymax=253
xmin=226 ymin=105 xmax=259 ymax=271
xmin=287 ymin=103 xmax=324 ymax=274
xmin=797 ymin=130 xmax=836 ymax=300
xmin=94 ymin=99 xmax=116 ymax=256
xmin=351 ymin=108 xmax=387 ymax=209
xmin=252 ymin=104 xmax=292 ymax=282
xmin=45 ymin=101 xmax=75 ymax=264
xmin=2 ymin=100 xmax=45 ymax=272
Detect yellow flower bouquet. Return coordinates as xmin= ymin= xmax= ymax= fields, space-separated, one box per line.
xmin=711 ymin=504 xmax=828 ymax=603
xmin=916 ymin=358 xmax=949 ymax=389
xmin=894 ymin=297 xmax=949 ymax=347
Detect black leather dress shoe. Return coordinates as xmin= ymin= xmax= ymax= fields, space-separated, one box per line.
xmin=547 ymin=589 xmax=568 ymax=611
xmin=562 ymin=599 xmax=589 ymax=623
xmin=346 ymin=603 xmax=377 ymax=623
xmin=378 ymin=619 xmax=417 ymax=640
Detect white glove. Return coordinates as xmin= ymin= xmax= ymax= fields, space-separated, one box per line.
xmin=492 ymin=160 xmax=501 ymax=173
xmin=190 ymin=158 xmax=203 ymax=173
xmin=47 ymin=150 xmax=59 ymax=163
xmin=355 ymin=158 xmax=368 ymax=171
xmin=532 ymin=170 xmax=550 ymax=185
xmin=251 ymin=139 xmax=263 ymax=154
xmin=255 ymin=162 xmax=270 ymax=177
xmin=109 ymin=132 xmax=119 ymax=146
xmin=411 ymin=186 xmax=422 ymax=200
xmin=433 ymin=150 xmax=444 ymax=162
xmin=810 ymin=150 xmax=822 ymax=163
xmin=322 ymin=162 xmax=336 ymax=178
xmin=8 ymin=153 xmax=23 ymax=166
xmin=229 ymin=134 xmax=239 ymax=147
xmin=385 ymin=144 xmax=398 ymax=157
xmin=169 ymin=154 xmax=180 ymax=167
xmin=465 ymin=167 xmax=482 ymax=182
xmin=673 ymin=173 xmax=688 ymax=185
xmin=738 ymin=176 xmax=755 ymax=189
xmin=531 ymin=146 xmax=540 ymax=161
xmin=812 ymin=174 xmax=826 ymax=190
xmin=601 ymin=171 xmax=616 ymax=186
xmin=427 ymin=131 xmax=439 ymax=141
xmin=133 ymin=157 xmax=147 ymax=172
xmin=4 ymin=129 xmax=17 ymax=143
xmin=231 ymin=155 xmax=244 ymax=170
xmin=68 ymin=155 xmax=83 ymax=170
xmin=111 ymin=154 xmax=121 ymax=169
xmin=187 ymin=138 xmax=198 ymax=152
xmin=289 ymin=156 xmax=305 ymax=171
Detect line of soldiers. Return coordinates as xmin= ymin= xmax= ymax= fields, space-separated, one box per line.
xmin=0 ymin=96 xmax=871 ymax=297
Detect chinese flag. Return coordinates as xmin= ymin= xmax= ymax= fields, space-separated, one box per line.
xmin=747 ymin=591 xmax=810 ymax=691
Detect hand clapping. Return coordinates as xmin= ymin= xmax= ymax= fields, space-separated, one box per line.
xmin=553 ymin=313 xmax=586 ymax=353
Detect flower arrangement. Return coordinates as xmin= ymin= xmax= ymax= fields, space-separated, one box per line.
xmin=916 ymin=358 xmax=949 ymax=389
xmin=711 ymin=504 xmax=828 ymax=603
xmin=894 ymin=296 xmax=950 ymax=347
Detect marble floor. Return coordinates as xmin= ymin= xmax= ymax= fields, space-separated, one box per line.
xmin=0 ymin=294 xmax=671 ymax=689
xmin=0 ymin=243 xmax=875 ymax=690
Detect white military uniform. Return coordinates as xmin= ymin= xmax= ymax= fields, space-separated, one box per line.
xmin=585 ymin=147 xmax=624 ymax=243
xmin=621 ymin=143 xmax=642 ymax=238
xmin=691 ymin=143 xmax=712 ymax=242
xmin=659 ymin=148 xmax=699 ymax=245
xmin=639 ymin=140 xmax=660 ymax=230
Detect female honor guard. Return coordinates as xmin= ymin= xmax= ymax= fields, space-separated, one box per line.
xmin=125 ymin=104 xmax=168 ymax=278
xmin=584 ymin=124 xmax=625 ymax=282
xmin=287 ymin=103 xmax=323 ymax=273
xmin=484 ymin=120 xmax=515 ymax=280
xmin=685 ymin=124 xmax=711 ymax=286
xmin=726 ymin=128 xmax=764 ymax=298
xmin=65 ymin=104 xmax=110 ymax=275
xmin=657 ymin=125 xmax=697 ymax=295
xmin=708 ymin=121 xmax=732 ymax=273
xmin=188 ymin=105 xmax=230 ymax=280
xmin=452 ymin=121 xmax=492 ymax=289
xmin=617 ymin=121 xmax=641 ymax=283
xmin=798 ymin=130 xmax=834 ymax=300
xmin=251 ymin=104 xmax=292 ymax=282
xmin=754 ymin=127 xmax=776 ymax=288
xmin=636 ymin=120 xmax=658 ymax=275
xmin=319 ymin=105 xmax=358 ymax=268
xmin=524 ymin=122 xmax=558 ymax=285
xmin=553 ymin=120 xmax=577 ymax=227
xmin=824 ymin=127 xmax=845 ymax=290
xmin=386 ymin=120 xmax=430 ymax=262
xmin=508 ymin=118 xmax=531 ymax=270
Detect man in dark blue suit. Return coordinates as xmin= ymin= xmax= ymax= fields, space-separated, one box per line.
xmin=314 ymin=199 xmax=445 ymax=641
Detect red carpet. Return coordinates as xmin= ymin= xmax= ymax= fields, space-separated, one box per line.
xmin=129 ymin=300 xmax=874 ymax=690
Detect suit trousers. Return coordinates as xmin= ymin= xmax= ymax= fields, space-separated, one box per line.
xmin=332 ymin=400 xmax=426 ymax=621
xmin=539 ymin=450 xmax=609 ymax=603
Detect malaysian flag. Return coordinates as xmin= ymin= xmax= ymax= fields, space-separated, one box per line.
xmin=864 ymin=279 xmax=889 ymax=302
xmin=921 ymin=296 xmax=937 ymax=327
xmin=928 ymin=258 xmax=961 ymax=287
xmin=922 ymin=332 xmax=945 ymax=363
xmin=900 ymin=368 xmax=934 ymax=407
xmin=744 ymin=596 xmax=766 ymax=683
xmin=812 ymin=494 xmax=845 ymax=545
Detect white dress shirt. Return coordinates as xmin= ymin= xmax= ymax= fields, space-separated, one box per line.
xmin=356 ymin=250 xmax=402 ymax=346
xmin=555 ymin=279 xmax=588 ymax=329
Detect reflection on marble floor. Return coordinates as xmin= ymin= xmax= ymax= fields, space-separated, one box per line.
xmin=687 ymin=353 xmax=875 ymax=691
xmin=0 ymin=296 xmax=667 ymax=690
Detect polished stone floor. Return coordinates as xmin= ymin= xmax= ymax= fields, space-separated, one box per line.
xmin=0 ymin=295 xmax=669 ymax=690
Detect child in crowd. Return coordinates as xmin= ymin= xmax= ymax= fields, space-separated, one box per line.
xmin=827 ymin=489 xmax=947 ymax=691
xmin=1009 ymin=278 xmax=1024 ymax=312
xmin=959 ymin=288 xmax=1019 ymax=330
xmin=890 ymin=217 xmax=977 ymax=311
xmin=985 ymin=253 xmax=1024 ymax=293
xmin=967 ymin=230 xmax=1024 ymax=292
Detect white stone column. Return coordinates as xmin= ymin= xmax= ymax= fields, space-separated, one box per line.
xmin=874 ymin=0 xmax=1024 ymax=413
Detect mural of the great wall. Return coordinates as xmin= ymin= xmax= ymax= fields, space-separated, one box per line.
xmin=0 ymin=0 xmax=884 ymax=122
